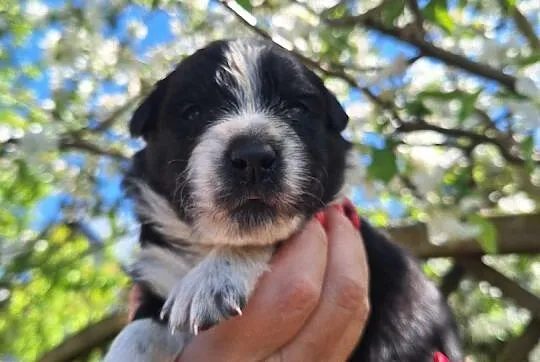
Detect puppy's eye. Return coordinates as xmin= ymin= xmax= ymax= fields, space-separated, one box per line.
xmin=290 ymin=102 xmax=310 ymax=114
xmin=181 ymin=105 xmax=201 ymax=121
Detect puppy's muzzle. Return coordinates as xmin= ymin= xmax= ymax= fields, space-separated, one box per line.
xmin=228 ymin=137 xmax=277 ymax=186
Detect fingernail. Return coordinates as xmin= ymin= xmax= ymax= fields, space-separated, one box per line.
xmin=343 ymin=198 xmax=361 ymax=229
xmin=433 ymin=352 xmax=450 ymax=362
xmin=314 ymin=211 xmax=326 ymax=226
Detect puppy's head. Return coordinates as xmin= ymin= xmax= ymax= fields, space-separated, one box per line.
xmin=129 ymin=39 xmax=351 ymax=245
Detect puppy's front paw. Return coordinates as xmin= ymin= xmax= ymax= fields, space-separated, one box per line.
xmin=161 ymin=269 xmax=248 ymax=335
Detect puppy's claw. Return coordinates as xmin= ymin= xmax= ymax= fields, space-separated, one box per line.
xmin=193 ymin=323 xmax=199 ymax=336
xmin=233 ymin=305 xmax=243 ymax=316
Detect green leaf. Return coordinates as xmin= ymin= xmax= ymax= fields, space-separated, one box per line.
xmin=367 ymin=143 xmax=398 ymax=183
xmin=514 ymin=52 xmax=540 ymax=67
xmin=0 ymin=109 xmax=26 ymax=127
xmin=501 ymin=0 xmax=517 ymax=14
xmin=22 ymin=64 xmax=42 ymax=79
xmin=405 ymin=100 xmax=433 ymax=117
xmin=458 ymin=90 xmax=481 ymax=123
xmin=418 ymin=89 xmax=462 ymax=101
xmin=381 ymin=0 xmax=405 ymax=27
xmin=468 ymin=215 xmax=498 ymax=253
xmin=237 ymin=0 xmax=253 ymax=12
xmin=521 ymin=134 xmax=535 ymax=172
xmin=423 ymin=0 xmax=455 ymax=34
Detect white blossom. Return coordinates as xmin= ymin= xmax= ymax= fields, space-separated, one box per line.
xmin=90 ymin=216 xmax=112 ymax=240
xmin=97 ymin=39 xmax=120 ymax=67
xmin=325 ymin=78 xmax=349 ymax=98
xmin=271 ymin=4 xmax=316 ymax=39
xmin=305 ymin=0 xmax=342 ymax=12
xmin=518 ymin=0 xmax=540 ymax=16
xmin=402 ymin=131 xmax=446 ymax=146
xmin=42 ymin=99 xmax=55 ymax=111
xmin=96 ymin=93 xmax=128 ymax=115
xmin=460 ymin=196 xmax=484 ymax=212
xmin=24 ymin=1 xmax=49 ymax=21
xmin=39 ymin=29 xmax=61 ymax=50
xmin=516 ymin=76 xmax=540 ymax=98
xmin=127 ymin=20 xmax=148 ymax=40
xmin=405 ymin=58 xmax=446 ymax=92
xmin=364 ymin=55 xmax=409 ymax=87
xmin=498 ymin=192 xmax=536 ymax=214
xmin=18 ymin=130 xmax=59 ymax=168
xmin=507 ymin=100 xmax=540 ymax=129
xmin=405 ymin=147 xmax=462 ymax=196
xmin=78 ymin=79 xmax=94 ymax=97
xmin=0 ymin=125 xmax=12 ymax=143
xmin=345 ymin=100 xmax=373 ymax=127
xmin=426 ymin=209 xmax=481 ymax=245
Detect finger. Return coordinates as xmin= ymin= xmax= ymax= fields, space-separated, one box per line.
xmin=179 ymin=218 xmax=328 ymax=362
xmin=278 ymin=206 xmax=370 ymax=362
xmin=328 ymin=300 xmax=370 ymax=362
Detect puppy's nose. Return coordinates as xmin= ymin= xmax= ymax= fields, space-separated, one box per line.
xmin=229 ymin=139 xmax=277 ymax=183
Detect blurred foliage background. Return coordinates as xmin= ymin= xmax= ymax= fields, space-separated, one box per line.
xmin=0 ymin=0 xmax=539 ymax=361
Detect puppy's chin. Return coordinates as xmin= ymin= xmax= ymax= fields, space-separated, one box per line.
xmin=192 ymin=206 xmax=305 ymax=246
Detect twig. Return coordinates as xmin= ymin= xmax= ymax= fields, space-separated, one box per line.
xmin=59 ymin=138 xmax=129 ymax=161
xmin=405 ymin=0 xmax=425 ymax=36
xmin=38 ymin=313 xmax=128 ymax=362
xmin=497 ymin=0 xmax=540 ymax=50
xmin=325 ymin=15 xmax=518 ymax=92
xmin=93 ymin=96 xmax=141 ymax=132
xmin=396 ymin=121 xmax=529 ymax=165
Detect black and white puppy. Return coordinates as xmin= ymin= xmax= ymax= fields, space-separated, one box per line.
xmin=104 ymin=38 xmax=463 ymax=362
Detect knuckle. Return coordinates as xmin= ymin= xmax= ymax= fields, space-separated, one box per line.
xmin=333 ymin=275 xmax=367 ymax=312
xmin=279 ymin=276 xmax=321 ymax=314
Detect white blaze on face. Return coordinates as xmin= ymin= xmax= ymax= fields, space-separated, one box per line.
xmin=184 ymin=41 xmax=309 ymax=246
xmin=219 ymin=40 xmax=264 ymax=113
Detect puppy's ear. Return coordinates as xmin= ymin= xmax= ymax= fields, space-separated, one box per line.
xmin=305 ymin=69 xmax=349 ymax=132
xmin=129 ymin=77 xmax=170 ymax=138
xmin=323 ymin=87 xmax=349 ymax=132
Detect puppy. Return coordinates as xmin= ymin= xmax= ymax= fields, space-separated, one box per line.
xmin=104 ymin=38 xmax=463 ymax=362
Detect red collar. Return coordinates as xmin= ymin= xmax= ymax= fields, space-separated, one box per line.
xmin=434 ymin=351 xmax=450 ymax=362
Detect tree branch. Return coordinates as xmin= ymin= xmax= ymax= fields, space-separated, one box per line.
xmin=38 ymin=313 xmax=128 ymax=362
xmin=405 ymin=0 xmax=425 ymax=35
xmin=59 ymin=138 xmax=129 ymax=161
xmin=497 ymin=0 xmax=540 ymax=50
xmin=396 ymin=121 xmax=529 ymax=165
xmin=325 ymin=15 xmax=518 ymax=92
xmin=93 ymin=96 xmax=140 ymax=132
xmin=386 ymin=213 xmax=540 ymax=258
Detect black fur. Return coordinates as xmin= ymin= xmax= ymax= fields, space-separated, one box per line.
xmin=125 ymin=38 xmax=463 ymax=361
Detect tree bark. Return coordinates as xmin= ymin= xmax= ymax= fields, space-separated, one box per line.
xmin=38 ymin=313 xmax=128 ymax=362
xmin=386 ymin=213 xmax=540 ymax=258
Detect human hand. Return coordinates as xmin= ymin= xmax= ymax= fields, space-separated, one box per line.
xmin=128 ymin=202 xmax=370 ymax=362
